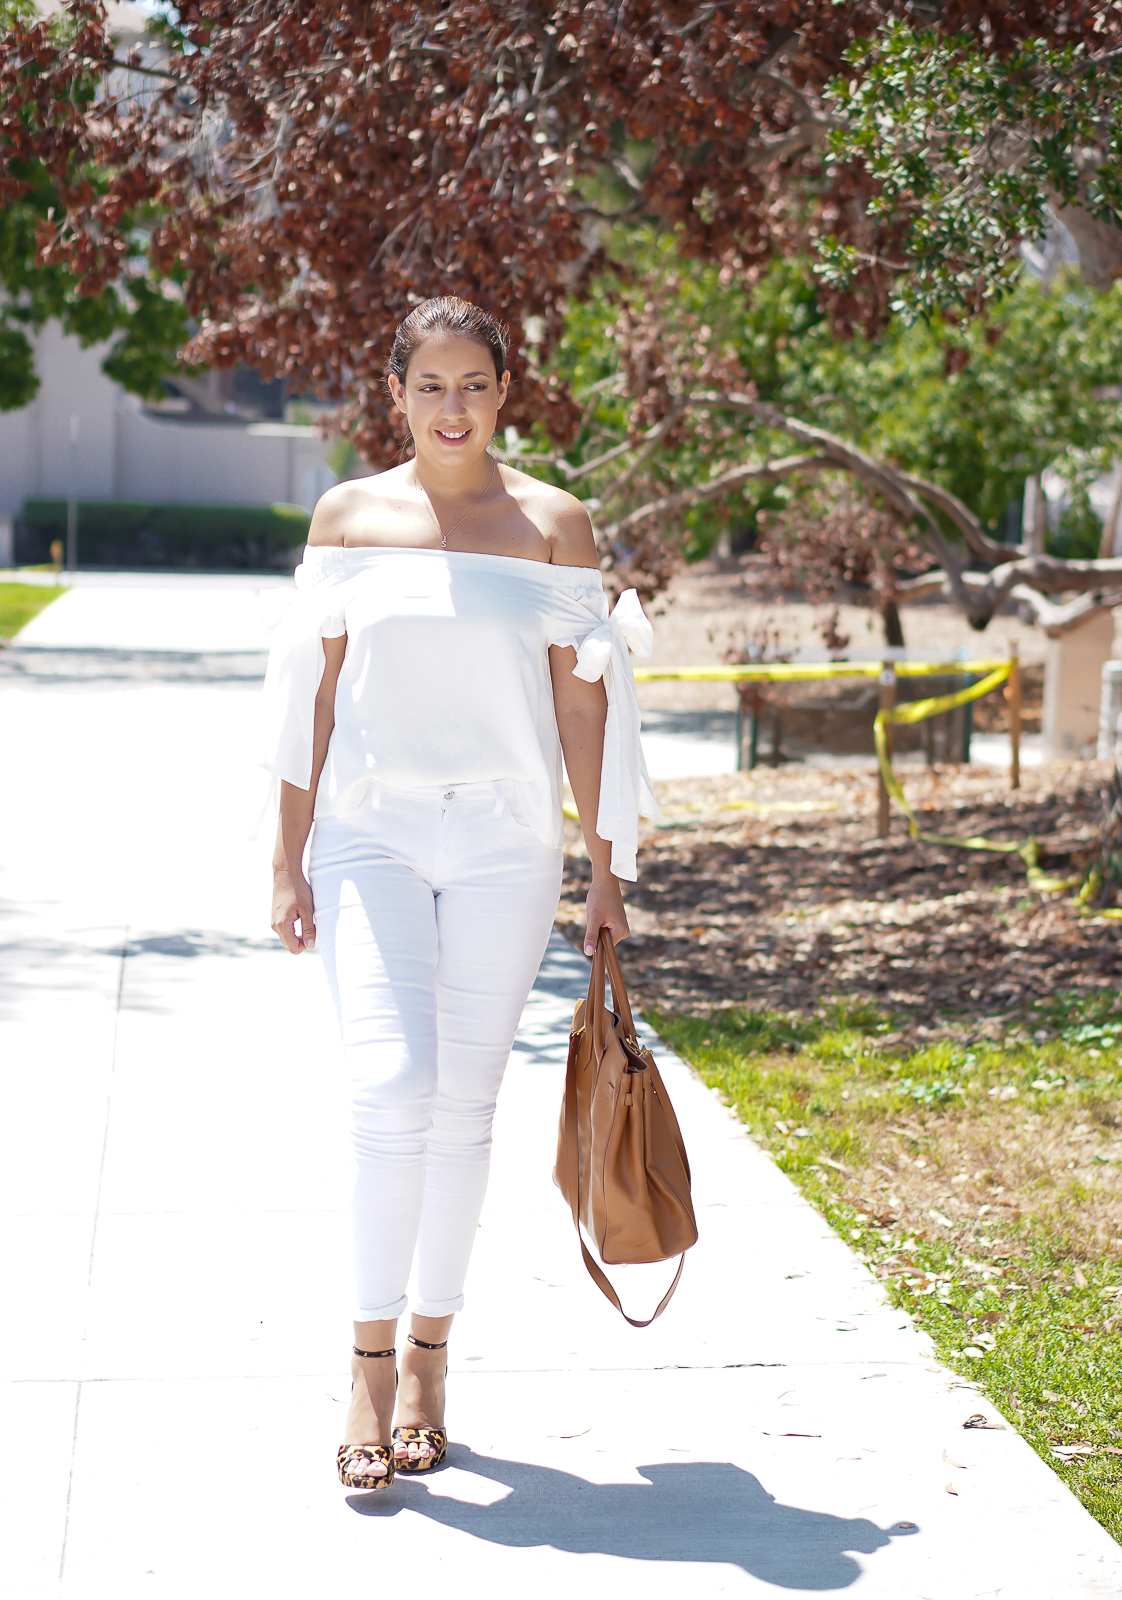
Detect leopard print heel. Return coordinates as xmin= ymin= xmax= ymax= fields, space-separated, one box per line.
xmin=392 ymin=1425 xmax=447 ymax=1471
xmin=337 ymin=1441 xmax=395 ymax=1489
xmin=338 ymin=1345 xmax=396 ymax=1490
xmin=393 ymin=1333 xmax=449 ymax=1473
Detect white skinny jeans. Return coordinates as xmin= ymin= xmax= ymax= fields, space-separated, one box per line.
xmin=310 ymin=783 xmax=563 ymax=1321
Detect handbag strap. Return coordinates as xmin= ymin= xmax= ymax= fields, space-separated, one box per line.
xmin=564 ymin=1011 xmax=685 ymax=1327
xmin=576 ymin=1236 xmax=685 ymax=1329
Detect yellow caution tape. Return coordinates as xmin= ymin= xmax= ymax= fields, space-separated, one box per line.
xmin=872 ymin=665 xmax=1100 ymax=904
xmin=633 ymin=659 xmax=1010 ymax=684
xmin=873 ymin=664 xmax=1026 ymax=855
xmin=563 ymin=798 xmax=839 ymax=824
xmin=718 ymin=799 xmax=839 ymax=814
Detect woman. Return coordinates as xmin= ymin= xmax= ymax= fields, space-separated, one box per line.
xmin=262 ymin=297 xmax=659 ymax=1490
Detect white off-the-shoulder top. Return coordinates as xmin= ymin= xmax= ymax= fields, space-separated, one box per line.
xmin=259 ymin=545 xmax=662 ymax=880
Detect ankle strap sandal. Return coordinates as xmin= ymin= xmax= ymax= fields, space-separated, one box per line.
xmin=338 ymin=1346 xmax=397 ymax=1490
xmin=393 ymin=1334 xmax=449 ymax=1472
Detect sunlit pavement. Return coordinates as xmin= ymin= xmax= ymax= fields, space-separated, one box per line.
xmin=2 ymin=578 xmax=1119 ymax=1597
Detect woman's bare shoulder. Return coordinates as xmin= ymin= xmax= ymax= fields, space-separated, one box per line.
xmin=503 ymin=466 xmax=598 ymax=569
xmin=306 ymin=468 xmax=410 ymax=547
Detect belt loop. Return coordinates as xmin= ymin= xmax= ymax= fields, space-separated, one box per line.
xmin=492 ymin=782 xmax=504 ymax=816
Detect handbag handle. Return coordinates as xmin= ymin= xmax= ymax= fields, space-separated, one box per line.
xmin=585 ymin=927 xmax=638 ymax=1046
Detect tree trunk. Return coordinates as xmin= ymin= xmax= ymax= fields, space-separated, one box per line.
xmin=881 ymin=599 xmax=905 ymax=649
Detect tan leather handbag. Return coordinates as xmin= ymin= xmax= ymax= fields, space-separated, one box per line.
xmin=554 ymin=929 xmax=697 ymax=1326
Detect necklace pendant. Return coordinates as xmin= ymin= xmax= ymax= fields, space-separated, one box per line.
xmin=441 ymin=532 xmax=447 ymax=550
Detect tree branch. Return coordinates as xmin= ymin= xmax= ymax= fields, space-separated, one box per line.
xmin=689 ymin=390 xmax=978 ymax=615
xmin=1009 ymin=584 xmax=1122 ymax=637
xmin=895 ymin=471 xmax=1022 ymax=563
xmin=741 ymin=119 xmax=832 ymax=169
xmin=596 ymin=453 xmax=831 ymax=540
xmin=102 ymin=55 xmax=185 ymax=86
xmin=589 ymin=403 xmax=688 ymax=509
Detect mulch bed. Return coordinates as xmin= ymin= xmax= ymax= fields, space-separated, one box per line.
xmin=557 ymin=760 xmax=1122 ymax=1031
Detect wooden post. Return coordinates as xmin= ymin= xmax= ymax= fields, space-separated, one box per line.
xmin=1008 ymin=641 xmax=1021 ymax=791
xmin=736 ymin=683 xmax=759 ymax=771
xmin=737 ymin=683 xmax=762 ymax=770
xmin=877 ymin=664 xmax=896 ymax=838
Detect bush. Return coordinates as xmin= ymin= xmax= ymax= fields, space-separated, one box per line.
xmin=17 ymin=498 xmax=311 ymax=570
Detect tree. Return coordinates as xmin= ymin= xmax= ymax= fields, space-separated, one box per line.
xmin=521 ymin=240 xmax=1122 ymax=633
xmin=7 ymin=3 xmax=1117 ymax=441
xmin=0 ymin=1 xmax=193 ymax=409
xmin=819 ymin=18 xmax=1122 ymax=322
xmin=6 ymin=0 xmax=1122 ymax=635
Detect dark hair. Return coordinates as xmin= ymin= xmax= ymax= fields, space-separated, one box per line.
xmin=386 ymin=296 xmax=510 ymax=385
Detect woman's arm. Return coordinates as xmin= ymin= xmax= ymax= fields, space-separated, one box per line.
xmin=550 ymin=644 xmax=630 ymax=956
xmin=546 ymin=497 xmax=630 ymax=956
xmin=271 ymin=632 xmax=347 ymax=953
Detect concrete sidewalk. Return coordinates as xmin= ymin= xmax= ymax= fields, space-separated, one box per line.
xmin=2 ymin=589 xmax=1121 ymax=1597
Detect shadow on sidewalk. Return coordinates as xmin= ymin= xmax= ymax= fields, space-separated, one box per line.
xmin=346 ymin=1445 xmax=915 ymax=1588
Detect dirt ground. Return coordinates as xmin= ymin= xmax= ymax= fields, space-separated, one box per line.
xmin=558 ymin=760 xmax=1122 ymax=1030
xmin=557 ymin=563 xmax=1121 ymax=1029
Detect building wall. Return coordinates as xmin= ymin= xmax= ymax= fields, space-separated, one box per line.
xmin=0 ymin=320 xmax=337 ymax=516
xmin=115 ymin=407 xmax=336 ymax=509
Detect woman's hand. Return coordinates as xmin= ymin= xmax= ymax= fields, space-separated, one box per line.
xmin=583 ymin=874 xmax=629 ymax=957
xmin=272 ymin=866 xmax=316 ymax=954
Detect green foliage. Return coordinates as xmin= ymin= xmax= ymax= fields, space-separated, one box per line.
xmin=541 ymin=230 xmax=1122 ymax=559
xmin=0 ymin=318 xmax=36 ymax=411
xmin=99 ymin=276 xmax=193 ymax=400
xmin=20 ymin=499 xmax=310 ymax=571
xmin=821 ymin=24 xmax=1122 ymax=320
xmin=803 ymin=270 xmax=1122 ymax=552
xmin=0 ymin=8 xmax=192 ymax=409
xmin=0 ymin=164 xmax=192 ymax=410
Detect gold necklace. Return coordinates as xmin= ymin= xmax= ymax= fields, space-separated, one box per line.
xmin=414 ymin=453 xmax=498 ymax=550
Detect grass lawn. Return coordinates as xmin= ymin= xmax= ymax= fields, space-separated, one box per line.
xmin=652 ymin=992 xmax=1122 ymax=1541
xmin=0 ymin=581 xmax=65 ymax=640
